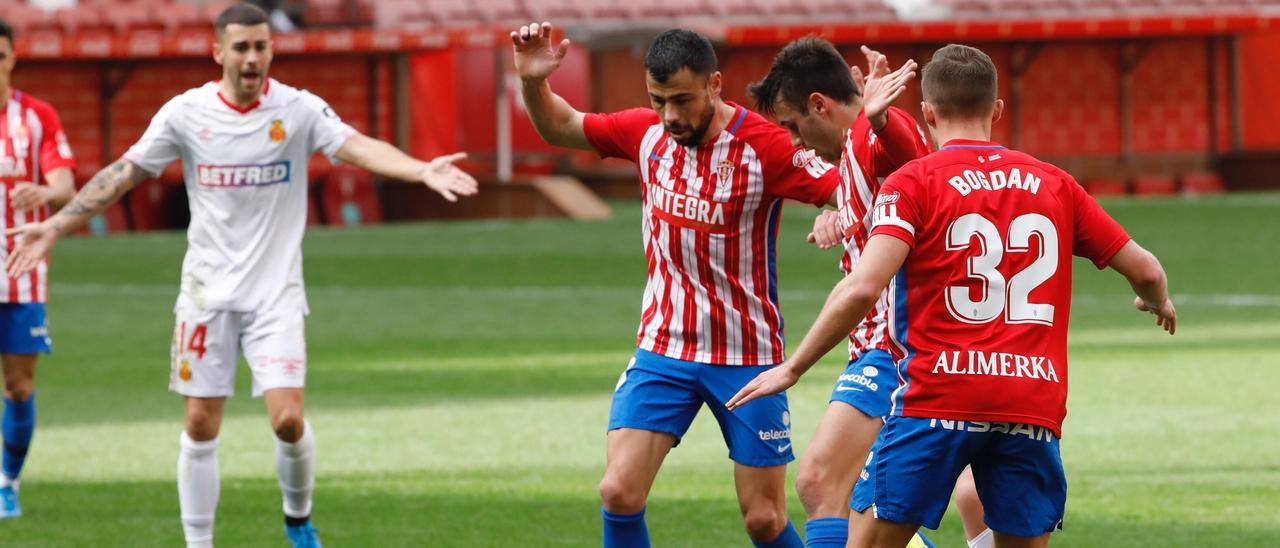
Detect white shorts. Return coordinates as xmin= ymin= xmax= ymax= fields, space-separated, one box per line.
xmin=169 ymin=303 xmax=307 ymax=399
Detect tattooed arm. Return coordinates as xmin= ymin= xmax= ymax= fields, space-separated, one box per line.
xmin=5 ymin=159 xmax=152 ymax=277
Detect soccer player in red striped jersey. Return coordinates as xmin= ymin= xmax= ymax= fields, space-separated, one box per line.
xmin=746 ymin=38 xmax=963 ymax=548
xmin=729 ymin=44 xmax=1175 ymax=548
xmin=0 ymin=18 xmax=77 ymax=519
xmin=512 ymin=23 xmax=873 ymax=548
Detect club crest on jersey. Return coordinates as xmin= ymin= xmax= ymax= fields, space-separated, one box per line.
xmin=269 ymin=119 xmax=287 ymax=143
xmin=179 ymin=359 xmax=192 ymax=381
xmin=197 ymin=161 xmax=292 ymax=188
xmin=716 ymin=159 xmax=735 ymax=182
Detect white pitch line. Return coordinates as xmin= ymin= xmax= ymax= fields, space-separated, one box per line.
xmin=45 ymin=283 xmax=1280 ymax=308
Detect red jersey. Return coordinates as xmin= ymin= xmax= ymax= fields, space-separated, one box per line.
xmin=869 ymin=139 xmax=1130 ymax=436
xmin=835 ymin=107 xmax=931 ymax=359
xmin=584 ymin=103 xmax=838 ymax=365
xmin=0 ymin=90 xmax=76 ymax=303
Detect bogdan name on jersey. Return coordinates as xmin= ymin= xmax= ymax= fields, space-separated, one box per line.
xmin=928 ymin=419 xmax=1056 ymax=442
xmin=197 ymin=161 xmax=292 ymax=188
xmin=930 ymin=350 xmax=1061 ymax=383
xmin=947 ymin=167 xmax=1042 ymax=197
xmin=647 ymin=184 xmax=732 ymax=233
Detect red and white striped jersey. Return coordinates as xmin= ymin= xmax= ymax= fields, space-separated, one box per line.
xmin=834 ymin=107 xmax=930 ymax=359
xmin=0 ymin=90 xmax=76 ymax=303
xmin=584 ymin=103 xmax=838 ymax=365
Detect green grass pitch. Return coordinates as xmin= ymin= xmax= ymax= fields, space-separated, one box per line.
xmin=2 ymin=193 xmax=1277 ymax=546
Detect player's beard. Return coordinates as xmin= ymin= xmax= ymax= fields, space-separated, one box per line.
xmin=667 ymin=104 xmax=715 ymax=148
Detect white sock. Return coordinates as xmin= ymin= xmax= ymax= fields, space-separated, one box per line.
xmin=968 ymin=528 xmax=995 ymax=548
xmin=178 ymin=432 xmax=220 ymax=546
xmin=276 ymin=419 xmax=315 ymax=519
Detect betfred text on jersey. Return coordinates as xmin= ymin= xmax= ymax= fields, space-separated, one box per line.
xmin=947 ymin=167 xmax=1042 ymax=197
xmin=931 ymin=350 xmax=1061 ymax=383
xmin=197 ymin=161 xmax=292 ymax=188
xmin=647 ymin=184 xmax=732 ymax=233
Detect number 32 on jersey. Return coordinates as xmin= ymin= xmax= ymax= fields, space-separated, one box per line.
xmin=945 ymin=213 xmax=1058 ymax=326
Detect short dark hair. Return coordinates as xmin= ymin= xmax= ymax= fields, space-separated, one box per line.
xmin=645 ymin=29 xmax=718 ymax=84
xmin=921 ymin=44 xmax=998 ymax=118
xmin=0 ymin=18 xmax=14 ymax=46
xmin=215 ymin=3 xmax=270 ymax=36
xmin=747 ymin=37 xmax=859 ymax=117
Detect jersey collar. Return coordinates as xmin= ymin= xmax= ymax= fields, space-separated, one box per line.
xmin=215 ymin=79 xmax=270 ymax=115
xmin=940 ymin=138 xmax=1006 ymax=150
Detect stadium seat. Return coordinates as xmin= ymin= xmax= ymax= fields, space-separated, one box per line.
xmin=106 ymin=1 xmax=166 ymax=34
xmin=522 ymin=0 xmax=590 ymax=22
xmin=2 ymin=4 xmax=56 ymax=34
xmin=53 ymin=2 xmax=113 ymax=34
xmin=156 ymin=1 xmax=206 ymax=33
xmin=1179 ymin=172 xmax=1224 ymax=196
xmin=1132 ymin=175 xmax=1177 ymax=197
xmin=320 ymin=165 xmax=382 ymax=227
xmin=1083 ymin=177 xmax=1128 ymax=197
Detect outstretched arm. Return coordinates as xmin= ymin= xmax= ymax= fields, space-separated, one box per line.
xmin=511 ymin=22 xmax=591 ymax=150
xmin=726 ymin=234 xmax=910 ymax=410
xmin=1107 ymin=240 xmax=1176 ymax=334
xmin=335 ymin=134 xmax=478 ymax=202
xmin=5 ymin=159 xmax=152 ymax=276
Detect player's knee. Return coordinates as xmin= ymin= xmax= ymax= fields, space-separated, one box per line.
xmin=741 ymin=505 xmax=786 ymax=541
xmin=794 ymin=459 xmax=828 ymax=504
xmin=2 ymin=377 xmax=33 ymax=402
xmin=271 ymin=412 xmax=305 ymax=443
xmin=184 ymin=410 xmax=220 ymax=441
xmin=597 ymin=476 xmax=646 ymax=513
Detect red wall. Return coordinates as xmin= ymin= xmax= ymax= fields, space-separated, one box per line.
xmin=1239 ymin=29 xmax=1280 ymax=149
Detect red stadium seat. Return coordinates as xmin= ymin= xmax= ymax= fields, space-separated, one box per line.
xmin=2 ymin=4 xmax=56 ymax=35
xmin=522 ymin=0 xmax=590 ymax=22
xmin=54 ymin=3 xmax=113 ymax=34
xmin=1132 ymin=175 xmax=1177 ymax=197
xmin=320 ymin=165 xmax=382 ymax=227
xmin=1083 ymin=177 xmax=1128 ymax=197
xmin=1179 ymin=172 xmax=1224 ymax=196
xmin=106 ymin=1 xmax=166 ymax=33
xmin=157 ymin=1 xmax=206 ymax=33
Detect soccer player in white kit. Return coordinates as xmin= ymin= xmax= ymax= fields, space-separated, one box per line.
xmin=4 ymin=5 xmax=477 ymax=547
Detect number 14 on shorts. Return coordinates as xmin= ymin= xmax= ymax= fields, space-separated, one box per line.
xmin=173 ymin=321 xmax=209 ymax=382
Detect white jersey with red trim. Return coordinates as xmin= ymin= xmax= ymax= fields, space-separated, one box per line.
xmin=125 ymin=79 xmax=356 ymax=312
xmin=0 ymin=90 xmax=76 ymax=303
xmin=584 ymin=104 xmax=838 ymax=366
xmin=834 ymin=108 xmax=931 ymax=359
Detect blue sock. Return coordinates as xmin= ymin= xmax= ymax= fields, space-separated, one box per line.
xmin=755 ymin=520 xmax=803 ymax=548
xmin=804 ymin=517 xmax=849 ymax=548
xmin=2 ymin=393 xmax=36 ymax=482
xmin=602 ymin=507 xmax=649 ymax=548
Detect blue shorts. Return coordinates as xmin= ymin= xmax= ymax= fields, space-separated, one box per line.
xmin=850 ymin=416 xmax=1066 ymax=537
xmin=608 ymin=348 xmax=794 ymax=467
xmin=829 ymin=349 xmax=897 ymax=418
xmin=0 ymin=303 xmax=52 ymax=354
